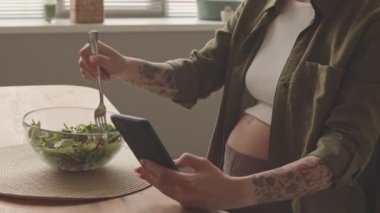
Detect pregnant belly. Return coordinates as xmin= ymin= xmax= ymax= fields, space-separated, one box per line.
xmin=226 ymin=113 xmax=270 ymax=160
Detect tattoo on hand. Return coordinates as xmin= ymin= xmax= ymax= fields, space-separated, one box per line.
xmin=137 ymin=62 xmax=178 ymax=97
xmin=251 ymin=156 xmax=333 ymax=204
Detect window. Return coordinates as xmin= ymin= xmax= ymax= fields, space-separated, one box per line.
xmin=57 ymin=0 xmax=166 ymax=17
xmin=0 ymin=0 xmax=44 ymax=19
xmin=0 ymin=0 xmax=197 ymax=19
xmin=166 ymin=0 xmax=197 ymax=17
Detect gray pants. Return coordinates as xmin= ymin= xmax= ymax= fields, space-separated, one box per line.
xmin=223 ymin=145 xmax=292 ymax=213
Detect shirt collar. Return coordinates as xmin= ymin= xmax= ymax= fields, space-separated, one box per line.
xmin=263 ymin=0 xmax=284 ymax=13
xmin=264 ymin=0 xmax=345 ymax=18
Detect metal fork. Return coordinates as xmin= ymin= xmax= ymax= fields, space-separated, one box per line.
xmin=88 ymin=30 xmax=107 ymax=131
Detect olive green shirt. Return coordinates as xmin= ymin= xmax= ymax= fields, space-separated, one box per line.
xmin=167 ymin=0 xmax=380 ymax=212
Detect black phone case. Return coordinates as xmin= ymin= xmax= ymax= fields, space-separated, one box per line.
xmin=111 ymin=114 xmax=178 ymax=170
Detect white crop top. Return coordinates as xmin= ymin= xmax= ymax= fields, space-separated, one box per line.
xmin=244 ymin=0 xmax=315 ymax=125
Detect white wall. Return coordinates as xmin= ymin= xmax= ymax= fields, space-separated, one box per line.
xmin=0 ymin=31 xmax=223 ymax=158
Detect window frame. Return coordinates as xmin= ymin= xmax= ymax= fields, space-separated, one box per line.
xmin=0 ymin=0 xmax=199 ymax=20
xmin=56 ymin=0 xmax=166 ymax=18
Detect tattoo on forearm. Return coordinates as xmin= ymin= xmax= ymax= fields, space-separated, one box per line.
xmin=136 ymin=62 xmax=178 ymax=97
xmin=251 ymin=156 xmax=333 ymax=204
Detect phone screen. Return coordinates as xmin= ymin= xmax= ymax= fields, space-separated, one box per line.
xmin=111 ymin=114 xmax=178 ymax=170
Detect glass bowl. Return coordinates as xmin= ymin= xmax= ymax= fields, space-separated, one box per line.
xmin=22 ymin=107 xmax=123 ymax=171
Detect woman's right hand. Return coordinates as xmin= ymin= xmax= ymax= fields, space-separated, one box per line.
xmin=79 ymin=41 xmax=133 ymax=81
xmin=79 ymin=41 xmax=178 ymax=98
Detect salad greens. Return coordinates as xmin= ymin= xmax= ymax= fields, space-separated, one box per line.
xmin=28 ymin=121 xmax=122 ymax=171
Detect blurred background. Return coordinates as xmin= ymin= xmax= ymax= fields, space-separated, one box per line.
xmin=0 ymin=0 xmax=242 ymax=158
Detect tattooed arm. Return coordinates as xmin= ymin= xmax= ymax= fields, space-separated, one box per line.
xmin=124 ymin=58 xmax=178 ymax=98
xmin=79 ymin=41 xmax=178 ymax=98
xmin=246 ymin=155 xmax=333 ymax=206
xmin=133 ymin=153 xmax=333 ymax=210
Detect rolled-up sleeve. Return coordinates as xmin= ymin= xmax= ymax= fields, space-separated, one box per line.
xmin=166 ymin=1 xmax=246 ymax=109
xmin=307 ymin=20 xmax=380 ymax=188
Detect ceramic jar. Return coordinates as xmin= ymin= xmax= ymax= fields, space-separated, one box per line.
xmin=70 ymin=0 xmax=104 ymax=23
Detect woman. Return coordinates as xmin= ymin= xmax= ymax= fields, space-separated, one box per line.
xmin=78 ymin=0 xmax=380 ymax=212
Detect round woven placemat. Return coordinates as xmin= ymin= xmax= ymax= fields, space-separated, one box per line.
xmin=0 ymin=144 xmax=150 ymax=200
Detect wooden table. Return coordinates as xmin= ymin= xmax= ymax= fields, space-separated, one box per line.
xmin=0 ymin=85 xmax=223 ymax=213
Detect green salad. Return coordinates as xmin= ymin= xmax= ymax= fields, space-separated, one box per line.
xmin=28 ymin=121 xmax=122 ymax=171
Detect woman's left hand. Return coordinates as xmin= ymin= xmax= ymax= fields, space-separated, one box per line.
xmin=134 ymin=153 xmax=255 ymax=210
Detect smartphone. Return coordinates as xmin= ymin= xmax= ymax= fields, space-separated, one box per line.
xmin=111 ymin=114 xmax=178 ymax=171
